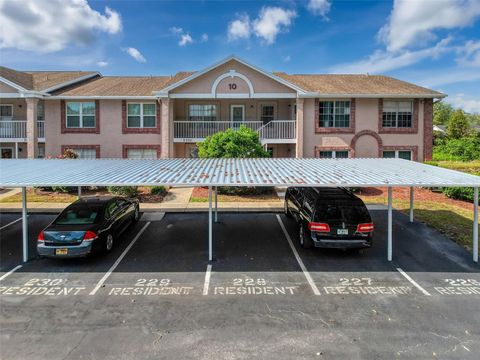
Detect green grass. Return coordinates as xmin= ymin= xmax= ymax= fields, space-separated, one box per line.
xmin=0 ymin=192 xmax=77 ymax=203
xmin=426 ymin=160 xmax=480 ymax=175
xmin=360 ymin=196 xmax=478 ymax=250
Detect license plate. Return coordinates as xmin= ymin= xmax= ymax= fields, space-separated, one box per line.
xmin=337 ymin=229 xmax=348 ymax=235
xmin=55 ymin=248 xmax=68 ymax=255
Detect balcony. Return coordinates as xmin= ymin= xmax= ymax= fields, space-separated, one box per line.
xmin=173 ymin=120 xmax=296 ymax=144
xmin=0 ymin=120 xmax=45 ymax=142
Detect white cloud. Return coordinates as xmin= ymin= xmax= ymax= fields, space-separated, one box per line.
xmin=228 ymin=15 xmax=251 ymax=41
xmin=201 ymin=33 xmax=209 ymax=42
xmin=170 ymin=27 xmax=194 ymax=46
xmin=253 ymin=7 xmax=297 ymax=44
xmin=449 ymin=94 xmax=480 ymax=113
xmin=124 ymin=47 xmax=146 ymax=63
xmin=307 ymin=0 xmax=331 ymax=18
xmin=379 ymin=0 xmax=480 ymax=52
xmin=179 ymin=34 xmax=193 ymax=46
xmin=330 ymin=37 xmax=453 ymax=74
xmin=456 ymin=40 xmax=480 ymax=67
xmin=96 ymin=61 xmax=108 ymax=67
xmin=283 ymin=55 xmax=291 ymax=62
xmin=0 ymin=0 xmax=122 ymax=53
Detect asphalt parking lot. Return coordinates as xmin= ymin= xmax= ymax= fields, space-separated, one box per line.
xmin=0 ymin=210 xmax=479 ymax=359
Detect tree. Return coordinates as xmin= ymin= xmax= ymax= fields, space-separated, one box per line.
xmin=433 ymin=101 xmax=453 ymax=125
xmin=198 ymin=125 xmax=270 ymax=158
xmin=447 ymin=109 xmax=471 ymax=139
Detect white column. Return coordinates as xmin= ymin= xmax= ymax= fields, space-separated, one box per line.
xmin=78 ymin=186 xmax=82 ymax=199
xmin=409 ymin=187 xmax=414 ymax=223
xmin=160 ymin=98 xmax=170 ymax=158
xmin=214 ymin=186 xmax=218 ymax=223
xmin=208 ymin=186 xmax=213 ymax=261
xmin=15 ymin=142 xmax=19 ymax=158
xmin=295 ymin=98 xmax=304 ymax=158
xmin=26 ymin=98 xmax=39 ymax=159
xmin=388 ymin=186 xmax=393 ymax=262
xmin=474 ymin=187 xmax=478 ymax=263
xmin=22 ymin=187 xmax=28 ymax=262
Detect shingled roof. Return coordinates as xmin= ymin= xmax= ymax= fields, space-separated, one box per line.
xmin=274 ymin=73 xmax=444 ymax=96
xmin=0 ymin=66 xmax=97 ymax=91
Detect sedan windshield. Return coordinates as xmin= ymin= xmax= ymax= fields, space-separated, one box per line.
xmin=55 ymin=205 xmax=100 ymax=225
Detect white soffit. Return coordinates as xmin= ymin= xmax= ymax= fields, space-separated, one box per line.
xmin=1 ymin=158 xmax=479 ymax=188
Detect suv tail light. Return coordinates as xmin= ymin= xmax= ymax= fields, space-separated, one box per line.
xmin=83 ymin=231 xmax=97 ymax=241
xmin=357 ymin=223 xmax=374 ymax=233
xmin=308 ymin=222 xmax=330 ymax=233
xmin=38 ymin=231 xmax=44 ymax=243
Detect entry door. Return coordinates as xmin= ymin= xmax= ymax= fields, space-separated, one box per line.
xmin=0 ymin=148 xmax=13 ymax=159
xmin=230 ymin=105 xmax=245 ymax=127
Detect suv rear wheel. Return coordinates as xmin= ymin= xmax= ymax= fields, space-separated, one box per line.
xmin=299 ymin=223 xmax=313 ymax=249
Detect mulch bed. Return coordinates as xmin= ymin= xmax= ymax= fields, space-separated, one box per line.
xmin=191 ymin=187 xmax=279 ymax=202
xmin=357 ymin=187 xmax=474 ymax=210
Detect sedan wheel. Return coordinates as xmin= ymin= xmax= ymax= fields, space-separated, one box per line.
xmin=133 ymin=207 xmax=139 ymax=222
xmin=106 ymin=234 xmax=114 ymax=252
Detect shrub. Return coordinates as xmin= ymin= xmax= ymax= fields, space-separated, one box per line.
xmin=150 ymin=186 xmax=167 ymax=196
xmin=108 ymin=186 xmax=139 ymax=197
xmin=442 ymin=187 xmax=474 ymax=202
xmin=198 ymin=125 xmax=270 ymax=158
xmin=217 ymin=186 xmax=272 ymax=196
xmin=52 ymin=186 xmax=77 ymax=193
xmin=432 ymin=135 xmax=480 ymax=161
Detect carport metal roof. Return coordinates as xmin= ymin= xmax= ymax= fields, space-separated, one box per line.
xmin=1 ymin=158 xmax=480 ymax=187
xmin=0 ymin=158 xmax=478 ymax=266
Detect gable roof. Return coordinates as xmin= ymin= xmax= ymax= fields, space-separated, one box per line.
xmin=0 ymin=66 xmax=99 ymax=93
xmin=156 ymin=55 xmax=307 ymax=94
xmin=275 ymin=73 xmax=445 ymax=97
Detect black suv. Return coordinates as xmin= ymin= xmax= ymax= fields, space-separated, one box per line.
xmin=284 ymin=187 xmax=374 ymax=250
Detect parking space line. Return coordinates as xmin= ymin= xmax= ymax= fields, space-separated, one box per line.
xmin=89 ymin=222 xmax=151 ymax=296
xmin=0 ymin=217 xmax=23 ymax=231
xmin=276 ymin=215 xmax=321 ymax=296
xmin=396 ymin=267 xmax=431 ymax=296
xmin=203 ymin=264 xmax=212 ymax=296
xmin=0 ymin=265 xmax=22 ymax=282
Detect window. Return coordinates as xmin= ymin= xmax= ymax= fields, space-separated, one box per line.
xmin=56 ymin=206 xmax=99 ymax=225
xmin=127 ymin=103 xmax=156 ymax=128
xmin=127 ymin=148 xmax=157 ymax=159
xmin=188 ymin=104 xmax=217 ymax=121
xmin=260 ymin=104 xmax=275 ymax=123
xmin=66 ymin=102 xmax=95 ymax=128
xmin=0 ymin=104 xmax=13 ymax=119
xmin=382 ymin=150 xmax=412 ymax=160
xmin=37 ymin=101 xmax=45 ymax=121
xmin=70 ymin=148 xmax=97 ymax=159
xmin=319 ymin=101 xmax=350 ymax=128
xmin=382 ymin=101 xmax=412 ymax=128
xmin=319 ymin=150 xmax=349 ymax=159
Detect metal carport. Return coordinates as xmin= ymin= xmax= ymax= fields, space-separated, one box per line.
xmin=1 ymin=158 xmax=479 ymax=263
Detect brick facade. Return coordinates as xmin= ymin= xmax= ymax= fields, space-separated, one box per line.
xmin=61 ymin=100 xmax=100 ymax=134
xmin=122 ymin=144 xmax=162 ymax=159
xmin=423 ymin=98 xmax=433 ymax=161
xmin=122 ymin=100 xmax=162 ymax=134
xmin=378 ymin=98 xmax=419 ymax=134
xmin=314 ymin=98 xmax=356 ymax=134
xmin=350 ymin=130 xmax=383 ymax=157
xmin=61 ymin=144 xmax=101 ymax=158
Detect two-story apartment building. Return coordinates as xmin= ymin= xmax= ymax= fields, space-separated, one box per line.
xmin=0 ymin=56 xmax=444 ymax=161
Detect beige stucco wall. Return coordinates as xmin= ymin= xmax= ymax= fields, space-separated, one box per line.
xmin=171 ymin=60 xmax=296 ymax=95
xmin=44 ymin=100 xmax=162 ymax=158
xmin=0 ymin=99 xmax=27 ymax=119
xmin=0 ymin=82 xmax=19 ymax=93
xmin=302 ymin=98 xmax=426 ymax=160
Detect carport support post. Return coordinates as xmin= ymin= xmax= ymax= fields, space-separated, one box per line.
xmin=21 ymin=187 xmax=28 ymax=262
xmin=214 ymin=186 xmax=218 ymax=223
xmin=409 ymin=187 xmax=414 ymax=223
xmin=474 ymin=187 xmax=478 ymax=263
xmin=208 ymin=186 xmax=213 ymax=261
xmin=387 ymin=186 xmax=393 ymax=262
xmin=78 ymin=186 xmax=82 ymax=199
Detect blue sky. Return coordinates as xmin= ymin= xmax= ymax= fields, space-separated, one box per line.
xmin=1 ymin=0 xmax=479 ymax=112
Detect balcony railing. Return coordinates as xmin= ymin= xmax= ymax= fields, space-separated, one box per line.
xmin=174 ymin=120 xmax=296 ymax=143
xmin=0 ymin=120 xmax=45 ymax=141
